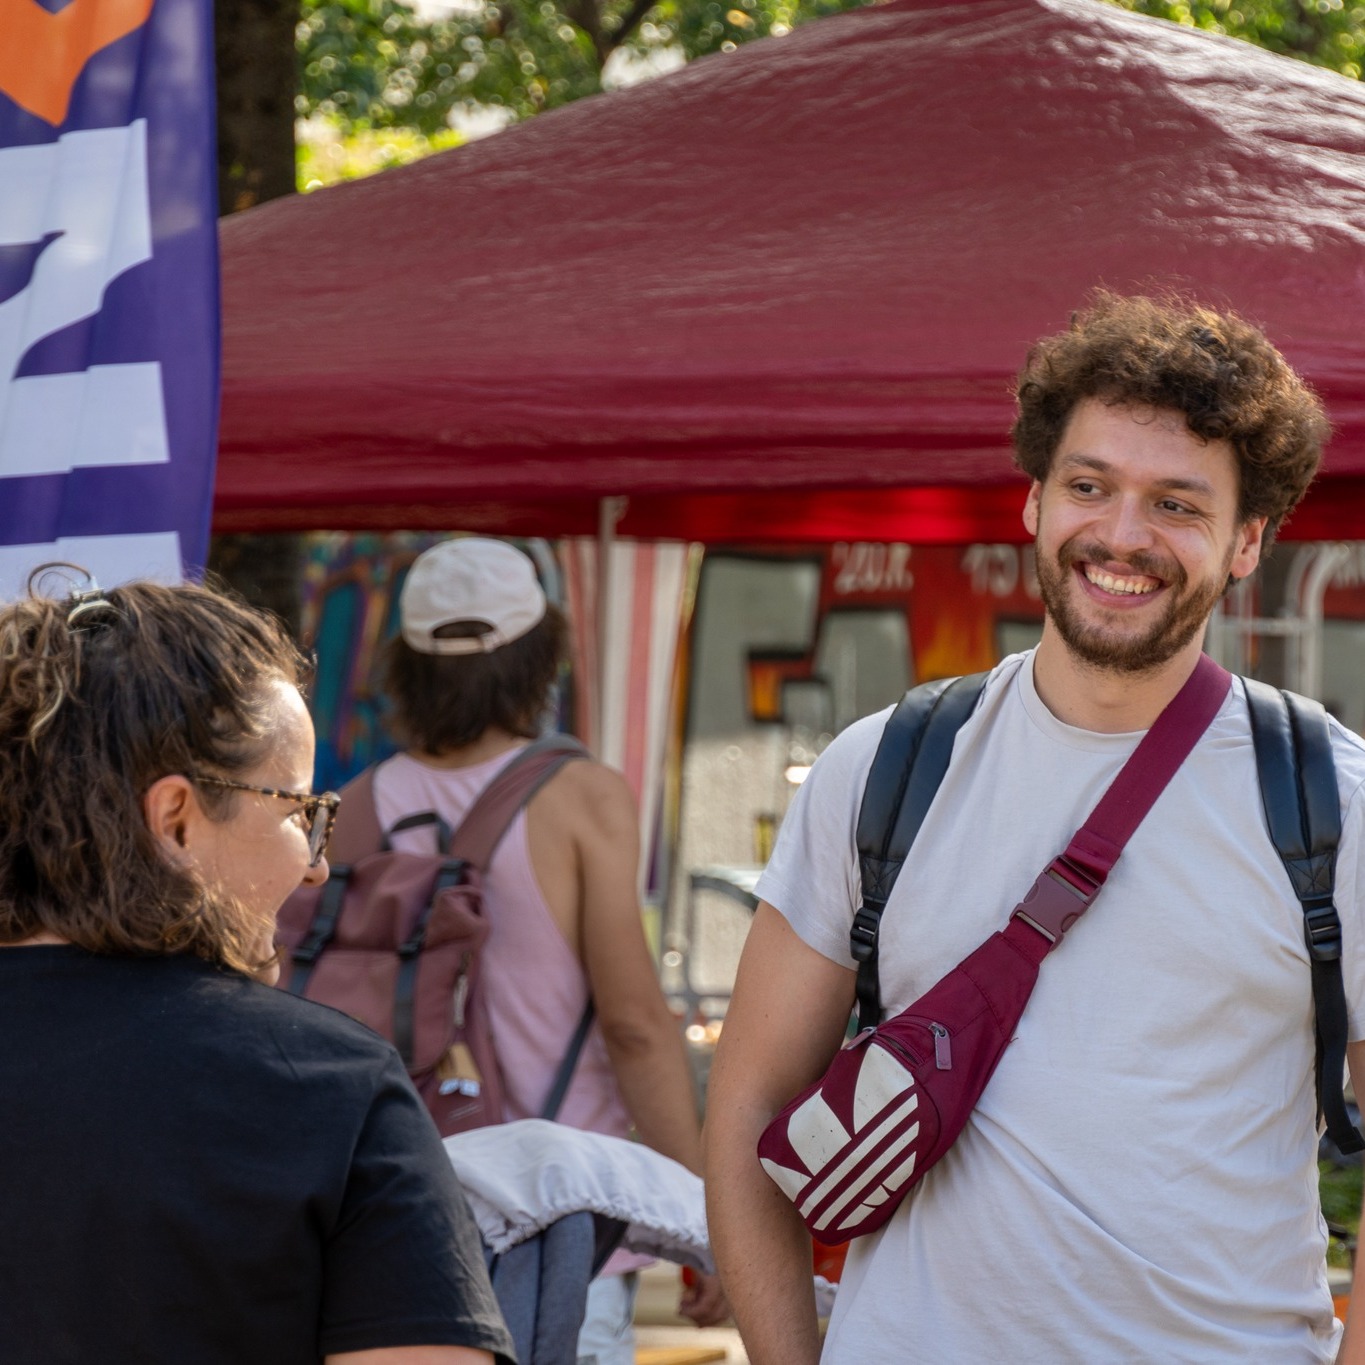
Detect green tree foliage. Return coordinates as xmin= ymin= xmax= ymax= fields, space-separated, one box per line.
xmin=1114 ymin=0 xmax=1365 ymax=79
xmin=298 ymin=0 xmax=872 ymax=132
xmin=298 ymin=0 xmax=1363 ymax=142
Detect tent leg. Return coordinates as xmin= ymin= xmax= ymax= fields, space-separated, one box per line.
xmin=596 ymin=496 xmax=628 ymax=749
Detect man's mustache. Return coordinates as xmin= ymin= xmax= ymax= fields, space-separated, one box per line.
xmin=1056 ymin=541 xmax=1180 ymax=584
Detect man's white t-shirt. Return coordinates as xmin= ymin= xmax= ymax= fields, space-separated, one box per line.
xmin=755 ymin=651 xmax=1365 ymax=1363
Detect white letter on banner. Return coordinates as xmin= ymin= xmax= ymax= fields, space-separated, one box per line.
xmin=0 ymin=119 xmax=169 ymax=479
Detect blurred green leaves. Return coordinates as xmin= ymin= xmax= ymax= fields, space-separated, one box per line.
xmin=296 ymin=0 xmax=1362 ymax=154
xmin=1115 ymin=0 xmax=1365 ymax=79
xmin=297 ymin=0 xmax=874 ymax=134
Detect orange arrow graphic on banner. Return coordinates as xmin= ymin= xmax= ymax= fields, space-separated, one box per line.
xmin=0 ymin=0 xmax=156 ymax=128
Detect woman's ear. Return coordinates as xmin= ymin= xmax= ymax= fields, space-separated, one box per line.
xmin=142 ymin=775 xmax=199 ymax=867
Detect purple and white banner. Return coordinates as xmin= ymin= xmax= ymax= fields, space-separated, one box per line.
xmin=0 ymin=0 xmax=219 ymax=600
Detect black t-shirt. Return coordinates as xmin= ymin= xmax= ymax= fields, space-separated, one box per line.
xmin=0 ymin=946 xmax=515 ymax=1365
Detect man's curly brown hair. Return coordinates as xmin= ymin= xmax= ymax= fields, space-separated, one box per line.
xmin=1012 ymin=292 xmax=1329 ymax=547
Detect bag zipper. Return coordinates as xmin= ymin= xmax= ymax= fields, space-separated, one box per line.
xmin=876 ymin=1020 xmax=952 ymax=1071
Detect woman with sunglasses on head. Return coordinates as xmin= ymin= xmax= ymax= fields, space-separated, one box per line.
xmin=0 ymin=571 xmax=514 ymax=1365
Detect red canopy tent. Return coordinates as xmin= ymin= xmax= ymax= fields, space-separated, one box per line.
xmin=216 ymin=0 xmax=1365 ymax=544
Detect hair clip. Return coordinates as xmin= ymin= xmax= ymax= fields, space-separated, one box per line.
xmin=66 ymin=581 xmax=116 ymax=629
xmin=29 ymin=560 xmax=97 ymax=599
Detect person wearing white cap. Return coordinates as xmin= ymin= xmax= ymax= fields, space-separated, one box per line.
xmin=397 ymin=537 xmax=550 ymax=660
xmin=374 ymin=537 xmax=729 ymax=1359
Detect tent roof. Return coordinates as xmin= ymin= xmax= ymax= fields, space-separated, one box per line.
xmin=216 ymin=0 xmax=1365 ymax=544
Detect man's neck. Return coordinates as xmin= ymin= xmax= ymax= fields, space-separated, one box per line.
xmin=410 ymin=727 xmax=526 ymax=769
xmin=1030 ymin=624 xmax=1209 ymax=733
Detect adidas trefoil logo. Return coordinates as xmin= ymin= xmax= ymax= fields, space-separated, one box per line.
xmin=761 ymin=1040 xmax=925 ymax=1234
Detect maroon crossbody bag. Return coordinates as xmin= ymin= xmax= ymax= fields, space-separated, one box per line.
xmin=757 ymin=653 xmax=1231 ymax=1243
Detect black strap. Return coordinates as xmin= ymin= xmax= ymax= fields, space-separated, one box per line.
xmin=383 ymin=809 xmax=454 ymax=852
xmin=392 ymin=859 xmax=467 ymax=1067
xmin=288 ymin=868 xmax=349 ymax=996
xmin=1246 ymin=679 xmax=1365 ymax=1155
xmin=540 ymin=1001 xmax=597 ymax=1121
xmin=852 ymin=673 xmax=989 ymax=1030
xmin=851 ymin=669 xmax=1363 ymax=1153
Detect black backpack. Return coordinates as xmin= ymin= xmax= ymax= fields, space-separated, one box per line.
xmin=851 ymin=670 xmax=1365 ymax=1156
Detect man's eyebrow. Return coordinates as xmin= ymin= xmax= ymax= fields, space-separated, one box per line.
xmin=1055 ymin=454 xmax=1216 ymax=499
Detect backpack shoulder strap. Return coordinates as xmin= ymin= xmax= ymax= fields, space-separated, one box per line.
xmin=448 ymin=733 xmax=590 ymax=870
xmin=450 ymin=735 xmax=595 ymax=1117
xmin=540 ymin=1000 xmax=597 ymax=1122
xmin=851 ymin=672 xmax=990 ymax=1031
xmin=1245 ymin=677 xmax=1365 ymax=1155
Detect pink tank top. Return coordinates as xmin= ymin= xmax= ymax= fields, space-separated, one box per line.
xmin=372 ymin=747 xmax=633 ymax=1140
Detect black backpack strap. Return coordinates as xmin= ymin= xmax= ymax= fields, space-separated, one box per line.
xmin=1246 ymin=678 xmax=1365 ymax=1156
xmin=384 ymin=810 xmax=454 ymax=851
xmin=392 ymin=857 xmax=467 ymax=1067
xmin=287 ymin=869 xmax=349 ymax=996
xmin=539 ymin=1001 xmax=597 ymax=1121
xmin=852 ymin=672 xmax=989 ymax=1032
xmin=286 ymin=767 xmax=387 ymax=991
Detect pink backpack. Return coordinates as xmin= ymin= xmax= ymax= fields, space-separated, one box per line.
xmin=275 ymin=735 xmax=590 ymax=1135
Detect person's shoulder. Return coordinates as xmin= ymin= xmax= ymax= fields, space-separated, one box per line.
xmin=1234 ymin=685 xmax=1365 ymax=804
xmin=817 ymin=657 xmax=1018 ymax=772
xmin=1327 ymin=716 xmax=1365 ymax=810
xmin=817 ymin=705 xmax=898 ymax=772
xmin=1329 ymin=715 xmax=1365 ymax=762
xmin=1228 ymin=689 xmax=1365 ymax=821
xmin=538 ymin=751 xmax=636 ymax=830
xmin=251 ymin=978 xmax=397 ymax=1047
xmin=190 ymin=966 xmax=403 ymax=1068
xmin=548 ymin=752 xmax=632 ymax=800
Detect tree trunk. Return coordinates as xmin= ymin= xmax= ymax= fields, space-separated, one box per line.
xmin=212 ymin=0 xmax=305 ymax=636
xmin=215 ymin=0 xmax=299 ymax=213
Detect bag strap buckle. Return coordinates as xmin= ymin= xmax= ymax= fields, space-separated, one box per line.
xmin=850 ymin=905 xmax=881 ymax=962
xmin=1303 ymin=898 xmax=1343 ymax=963
xmin=1011 ymin=857 xmax=1101 ymax=945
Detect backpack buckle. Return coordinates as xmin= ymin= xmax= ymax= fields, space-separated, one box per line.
xmin=850 ymin=906 xmax=881 ymax=962
xmin=1303 ymin=899 xmax=1343 ymax=963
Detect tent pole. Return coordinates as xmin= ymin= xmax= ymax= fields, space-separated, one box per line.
xmin=596 ymin=496 xmax=628 ymax=751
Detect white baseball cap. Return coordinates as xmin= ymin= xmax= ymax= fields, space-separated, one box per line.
xmin=400 ymin=539 xmax=548 ymax=656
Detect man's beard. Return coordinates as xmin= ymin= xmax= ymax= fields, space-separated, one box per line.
xmin=1034 ymin=536 xmax=1231 ymax=675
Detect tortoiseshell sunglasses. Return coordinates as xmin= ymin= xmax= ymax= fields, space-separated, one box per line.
xmin=192 ymin=775 xmax=341 ymax=867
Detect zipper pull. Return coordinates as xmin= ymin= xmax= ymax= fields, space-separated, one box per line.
xmin=931 ymin=1023 xmax=952 ymax=1070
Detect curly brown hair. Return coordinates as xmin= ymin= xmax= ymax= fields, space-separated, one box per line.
xmin=382 ymin=605 xmax=568 ymax=754
xmin=0 ymin=571 xmax=307 ymax=974
xmin=1012 ymin=292 xmax=1329 ymax=546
